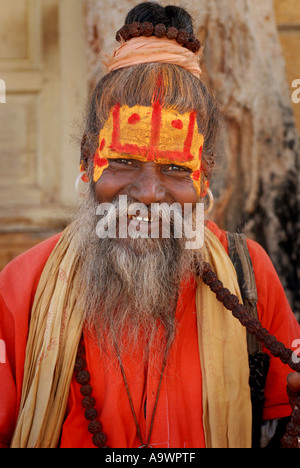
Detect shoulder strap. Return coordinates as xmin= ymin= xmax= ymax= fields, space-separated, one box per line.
xmin=227 ymin=232 xmax=261 ymax=355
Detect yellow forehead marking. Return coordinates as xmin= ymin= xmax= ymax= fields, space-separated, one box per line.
xmin=92 ymin=104 xmax=205 ymax=195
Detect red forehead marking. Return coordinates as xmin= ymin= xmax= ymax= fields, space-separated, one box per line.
xmin=111 ymin=103 xmax=121 ymax=143
xmin=128 ymin=113 xmax=141 ymax=125
xmin=172 ymin=119 xmax=183 ymax=130
xmin=100 ymin=138 xmax=105 ymax=151
xmin=191 ymin=170 xmax=201 ymax=181
xmin=183 ymin=111 xmax=196 ymax=155
xmin=147 ymin=99 xmax=162 ymax=161
xmin=94 ymin=150 xmax=107 ymax=168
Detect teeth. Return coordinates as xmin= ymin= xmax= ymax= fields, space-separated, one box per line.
xmin=128 ymin=214 xmax=158 ymax=222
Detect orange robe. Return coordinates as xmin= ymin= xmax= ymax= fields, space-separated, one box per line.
xmin=0 ymin=222 xmax=299 ymax=448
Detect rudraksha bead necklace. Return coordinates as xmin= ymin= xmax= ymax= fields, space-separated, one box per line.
xmin=199 ymin=260 xmax=300 ymax=449
xmin=74 ymin=338 xmax=168 ymax=448
xmin=115 ymin=22 xmax=202 ymax=53
xmin=199 ymin=261 xmax=300 ymax=373
xmin=281 ymin=387 xmax=300 ymax=448
xmin=74 ymin=341 xmax=109 ymax=448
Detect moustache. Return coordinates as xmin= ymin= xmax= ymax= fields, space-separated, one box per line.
xmin=95 ymin=195 xmax=204 ymax=250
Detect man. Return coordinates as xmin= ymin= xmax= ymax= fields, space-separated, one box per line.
xmin=0 ymin=2 xmax=300 ymax=449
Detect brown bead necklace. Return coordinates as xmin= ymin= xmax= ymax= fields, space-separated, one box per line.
xmin=199 ymin=261 xmax=300 ymax=449
xmin=74 ymin=338 xmax=168 ymax=448
xmin=74 ymin=341 xmax=108 ymax=448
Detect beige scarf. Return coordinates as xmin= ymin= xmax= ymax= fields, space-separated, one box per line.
xmin=11 ymin=226 xmax=252 ymax=448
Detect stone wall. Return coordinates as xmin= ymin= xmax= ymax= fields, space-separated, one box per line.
xmin=0 ymin=0 xmax=87 ymax=271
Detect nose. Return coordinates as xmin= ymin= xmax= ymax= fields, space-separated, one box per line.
xmin=128 ymin=162 xmax=166 ymax=206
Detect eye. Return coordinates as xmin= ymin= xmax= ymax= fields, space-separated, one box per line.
xmin=110 ymin=158 xmax=136 ymax=166
xmin=164 ymin=164 xmax=191 ymax=173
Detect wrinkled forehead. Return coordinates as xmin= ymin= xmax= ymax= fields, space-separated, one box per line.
xmin=98 ymin=103 xmax=204 ymax=168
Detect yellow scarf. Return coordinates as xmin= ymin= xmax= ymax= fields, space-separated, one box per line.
xmin=197 ymin=228 xmax=252 ymax=448
xmin=11 ymin=226 xmax=252 ymax=448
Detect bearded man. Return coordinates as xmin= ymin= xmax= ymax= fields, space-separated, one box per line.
xmin=1 ymin=2 xmax=300 ymax=449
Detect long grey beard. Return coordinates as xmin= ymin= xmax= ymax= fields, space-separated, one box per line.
xmin=71 ymin=190 xmax=202 ymax=363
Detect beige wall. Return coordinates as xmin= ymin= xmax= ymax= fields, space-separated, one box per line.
xmin=274 ymin=0 xmax=300 ymax=132
xmin=0 ymin=0 xmax=87 ymax=270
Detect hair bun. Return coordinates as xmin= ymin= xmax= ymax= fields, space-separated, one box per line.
xmin=124 ymin=2 xmax=194 ymax=33
xmin=164 ymin=5 xmax=194 ymax=34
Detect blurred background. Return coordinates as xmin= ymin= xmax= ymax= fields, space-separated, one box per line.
xmin=0 ymin=0 xmax=299 ymax=320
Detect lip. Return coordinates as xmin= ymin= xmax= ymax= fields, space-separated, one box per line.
xmin=117 ymin=212 xmax=171 ymax=239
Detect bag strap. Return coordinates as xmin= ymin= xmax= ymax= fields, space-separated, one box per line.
xmin=227 ymin=232 xmax=261 ymax=355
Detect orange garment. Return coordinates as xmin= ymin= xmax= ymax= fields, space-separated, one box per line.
xmin=0 ymin=222 xmax=299 ymax=448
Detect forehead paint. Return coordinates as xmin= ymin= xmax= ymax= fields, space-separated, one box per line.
xmin=81 ymin=102 xmax=207 ymax=196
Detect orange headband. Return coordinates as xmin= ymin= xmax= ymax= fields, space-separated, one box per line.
xmin=105 ymin=36 xmax=202 ymax=79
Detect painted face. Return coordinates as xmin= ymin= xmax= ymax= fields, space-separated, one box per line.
xmin=80 ymin=102 xmax=208 ymax=197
